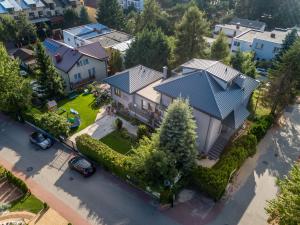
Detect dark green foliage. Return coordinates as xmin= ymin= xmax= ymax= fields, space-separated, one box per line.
xmin=115 ymin=118 xmax=123 ymax=130
xmin=192 ymin=130 xmax=262 ymax=200
xmin=109 ymin=50 xmax=123 ymax=74
xmin=174 ymin=4 xmax=209 ymax=65
xmin=125 ymin=28 xmax=171 ymax=70
xmin=231 ymin=50 xmax=257 ymax=78
xmin=35 ymin=41 xmax=65 ymax=101
xmin=63 ymin=9 xmax=80 ymax=28
xmin=276 ymin=29 xmax=299 ymax=61
xmin=23 ymin=111 xmax=70 ymax=137
xmin=76 ymin=134 xmax=128 ymax=177
xmin=96 ymin=0 xmax=125 ymax=30
xmin=249 ymin=115 xmax=274 ymax=141
xmin=137 ymin=125 xmax=150 ymax=140
xmin=79 ymin=7 xmax=91 ymax=25
xmin=210 ymin=31 xmax=230 ymax=63
xmin=0 ymin=43 xmax=32 ymax=114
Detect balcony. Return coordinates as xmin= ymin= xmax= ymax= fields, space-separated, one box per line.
xmin=70 ymin=75 xmax=95 ymax=89
xmin=128 ymin=103 xmax=162 ymax=127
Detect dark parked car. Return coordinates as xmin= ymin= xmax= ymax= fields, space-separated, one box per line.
xmin=30 ymin=132 xmax=53 ymax=150
xmin=68 ymin=156 xmax=96 ymax=177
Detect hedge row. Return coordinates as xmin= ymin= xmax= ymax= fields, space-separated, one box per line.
xmin=75 ymin=134 xmax=129 ymax=178
xmin=23 ymin=111 xmax=70 ymax=138
xmin=192 ymin=115 xmax=273 ymax=200
xmin=0 ymin=166 xmax=28 ymax=193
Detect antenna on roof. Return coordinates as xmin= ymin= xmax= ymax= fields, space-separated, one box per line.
xmin=225 ymin=67 xmax=228 ymax=73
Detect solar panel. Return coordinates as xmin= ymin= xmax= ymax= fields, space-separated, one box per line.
xmin=43 ymin=40 xmax=60 ymax=53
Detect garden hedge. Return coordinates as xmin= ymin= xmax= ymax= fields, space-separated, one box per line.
xmin=0 ymin=165 xmax=28 ymax=193
xmin=192 ymin=115 xmax=274 ymax=200
xmin=23 ymin=111 xmax=70 ymax=138
xmin=76 ymin=134 xmax=129 ymax=178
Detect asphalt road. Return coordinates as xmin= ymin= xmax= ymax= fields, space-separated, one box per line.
xmin=0 ymin=114 xmax=179 ymax=225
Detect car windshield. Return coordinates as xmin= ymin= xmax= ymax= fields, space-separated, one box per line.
xmin=74 ymin=158 xmax=92 ymax=169
xmin=36 ymin=133 xmax=46 ymax=142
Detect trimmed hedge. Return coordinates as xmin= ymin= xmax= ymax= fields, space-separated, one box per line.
xmin=192 ymin=115 xmax=274 ymax=200
xmin=76 ymin=134 xmax=129 ymax=178
xmin=23 ymin=111 xmax=70 ymax=138
xmin=0 ymin=166 xmax=28 ymax=193
xmin=192 ymin=133 xmax=258 ymax=200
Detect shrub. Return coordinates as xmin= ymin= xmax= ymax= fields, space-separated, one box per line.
xmin=76 ymin=134 xmax=128 ymax=178
xmin=0 ymin=165 xmax=28 ymax=193
xmin=23 ymin=111 xmax=70 ymax=138
xmin=137 ymin=125 xmax=150 ymax=140
xmin=233 ymin=134 xmax=257 ymax=156
xmin=115 ymin=118 xmax=123 ymax=130
xmin=249 ymin=115 xmax=274 ymax=141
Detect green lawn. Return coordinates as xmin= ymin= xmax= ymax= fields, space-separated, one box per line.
xmin=100 ymin=129 xmax=136 ymax=155
xmin=10 ymin=194 xmax=44 ymax=214
xmin=58 ymin=93 xmax=100 ymax=133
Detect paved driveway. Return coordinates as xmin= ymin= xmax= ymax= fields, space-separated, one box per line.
xmin=0 ymin=114 xmax=178 ymax=225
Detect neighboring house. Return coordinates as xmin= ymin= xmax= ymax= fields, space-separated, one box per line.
xmin=213 ymin=24 xmax=250 ymax=44
xmin=230 ymin=18 xmax=266 ymax=31
xmin=231 ymin=29 xmax=294 ymax=60
xmin=104 ymin=59 xmax=259 ymax=159
xmin=118 ymin=0 xmax=144 ymax=11
xmin=12 ymin=47 xmax=36 ymax=70
xmin=0 ymin=0 xmax=81 ymax=24
xmin=63 ymin=23 xmax=133 ymax=56
xmin=44 ymin=38 xmax=108 ymax=93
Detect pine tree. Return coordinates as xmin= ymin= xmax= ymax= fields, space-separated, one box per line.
xmin=231 ymin=50 xmax=257 ymax=78
xmin=174 ymin=5 xmax=209 ymax=65
xmin=0 ymin=43 xmax=31 ymax=114
xmin=276 ymin=29 xmax=299 ymax=61
xmin=156 ymin=98 xmax=197 ymax=174
xmin=136 ymin=0 xmax=162 ymax=31
xmin=265 ymin=39 xmax=300 ymax=115
xmin=125 ymin=28 xmax=171 ymax=70
xmin=96 ymin=0 xmax=125 ymax=30
xmin=35 ymin=41 xmax=65 ymax=101
xmin=210 ymin=32 xmax=230 ymax=63
xmin=63 ymin=9 xmax=80 ymax=28
xmin=15 ymin=13 xmax=37 ymax=45
xmin=79 ymin=7 xmax=91 ymax=25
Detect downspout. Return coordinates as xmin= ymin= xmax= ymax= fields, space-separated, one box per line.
xmin=204 ymin=116 xmax=212 ymax=153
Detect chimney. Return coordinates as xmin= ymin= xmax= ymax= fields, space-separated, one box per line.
xmin=54 ymin=53 xmax=62 ymax=63
xmin=236 ymin=22 xmax=240 ymax=30
xmin=271 ymin=33 xmax=276 ymax=38
xmin=163 ymin=66 xmax=168 ymax=79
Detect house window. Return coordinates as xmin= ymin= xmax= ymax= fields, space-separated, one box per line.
xmin=88 ymin=67 xmax=96 ymax=77
xmin=141 ymin=99 xmax=148 ymax=110
xmin=233 ymin=41 xmax=240 ymax=46
xmin=255 ymin=43 xmax=264 ymax=50
xmin=83 ymin=59 xmax=89 ymax=65
xmin=114 ymin=88 xmax=121 ymax=97
xmin=74 ymin=73 xmax=81 ymax=80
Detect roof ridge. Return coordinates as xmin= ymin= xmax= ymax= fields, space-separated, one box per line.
xmin=204 ymin=71 xmax=223 ymax=118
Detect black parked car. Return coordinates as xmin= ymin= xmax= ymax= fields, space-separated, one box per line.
xmin=30 ymin=132 xmax=53 ymax=150
xmin=68 ymin=156 xmax=96 ymax=177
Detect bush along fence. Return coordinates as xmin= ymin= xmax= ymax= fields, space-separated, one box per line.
xmin=22 ymin=111 xmax=70 ymax=138
xmin=0 ymin=166 xmax=28 ymax=194
xmin=192 ymin=115 xmax=274 ymax=200
xmin=75 ymin=134 xmax=164 ymax=200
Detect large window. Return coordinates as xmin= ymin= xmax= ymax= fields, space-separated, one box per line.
xmin=88 ymin=67 xmax=96 ymax=77
xmin=141 ymin=99 xmax=148 ymax=110
xmin=255 ymin=43 xmax=264 ymax=50
xmin=114 ymin=88 xmax=121 ymax=97
xmin=74 ymin=73 xmax=81 ymax=80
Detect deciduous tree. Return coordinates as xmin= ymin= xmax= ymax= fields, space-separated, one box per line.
xmin=109 ymin=50 xmax=123 ymax=74
xmin=0 ymin=43 xmax=31 ymax=114
xmin=265 ymin=164 xmax=300 ymax=225
xmin=125 ymin=28 xmax=171 ymax=70
xmin=231 ymin=50 xmax=257 ymax=78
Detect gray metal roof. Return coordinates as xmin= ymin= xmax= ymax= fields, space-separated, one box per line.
xmin=103 ymin=65 xmax=163 ymax=94
xmin=223 ymin=106 xmax=250 ymax=129
xmin=180 ymin=59 xmax=241 ymax=82
xmin=230 ymin=18 xmax=266 ymax=30
xmin=154 ymin=70 xmax=259 ymax=120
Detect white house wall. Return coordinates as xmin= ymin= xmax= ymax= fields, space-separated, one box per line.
xmin=135 ymin=94 xmax=157 ymax=112
xmin=111 ymin=88 xmax=133 ymax=108
xmin=252 ymin=39 xmax=282 ymax=60
xmin=206 ymin=117 xmax=222 ymax=151
xmin=68 ymin=56 xmax=107 ymax=84
xmin=161 ymin=94 xmax=172 ymax=107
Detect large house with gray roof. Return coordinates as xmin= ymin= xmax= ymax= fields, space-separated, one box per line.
xmin=104 ymin=60 xmax=259 ymax=159
xmin=44 ymin=38 xmax=108 ymax=93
